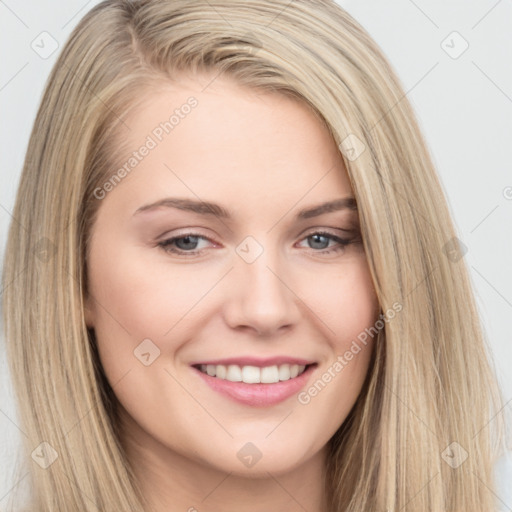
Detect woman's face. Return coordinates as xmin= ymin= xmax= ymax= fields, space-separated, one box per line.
xmin=85 ymin=75 xmax=379 ymax=480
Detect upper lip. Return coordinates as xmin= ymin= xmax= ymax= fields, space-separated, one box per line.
xmin=190 ymin=356 xmax=316 ymax=368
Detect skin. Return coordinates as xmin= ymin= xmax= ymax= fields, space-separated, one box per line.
xmin=84 ymin=74 xmax=380 ymax=512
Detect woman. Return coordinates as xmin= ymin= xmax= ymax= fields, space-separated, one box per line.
xmin=2 ymin=0 xmax=508 ymax=510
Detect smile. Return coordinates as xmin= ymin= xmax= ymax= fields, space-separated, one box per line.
xmin=196 ymin=363 xmax=308 ymax=384
xmin=191 ymin=362 xmax=317 ymax=407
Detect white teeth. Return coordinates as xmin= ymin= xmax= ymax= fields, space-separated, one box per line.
xmin=241 ymin=365 xmax=260 ymax=383
xmin=197 ymin=363 xmax=309 ymax=383
xmin=216 ymin=364 xmax=227 ymax=379
xmin=261 ymin=365 xmax=280 ymax=383
xmin=226 ymin=364 xmax=242 ymax=382
xmin=278 ymin=364 xmax=290 ymax=380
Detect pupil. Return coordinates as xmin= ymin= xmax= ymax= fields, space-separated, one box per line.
xmin=176 ymin=236 xmax=199 ymax=250
xmin=309 ymin=234 xmax=329 ymax=249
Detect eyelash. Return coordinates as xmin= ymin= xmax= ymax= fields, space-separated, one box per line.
xmin=157 ymin=231 xmax=357 ymax=257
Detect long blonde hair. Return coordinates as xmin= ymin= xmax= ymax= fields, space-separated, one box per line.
xmin=2 ymin=0 xmax=507 ymax=510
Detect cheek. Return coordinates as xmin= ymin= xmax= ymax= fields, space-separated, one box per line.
xmin=295 ymin=257 xmax=379 ymax=411
xmin=303 ymin=256 xmax=379 ymax=347
xmin=86 ymin=242 xmax=227 ymax=377
xmin=87 ymin=241 xmax=208 ymax=332
xmin=338 ymin=264 xmax=379 ymax=345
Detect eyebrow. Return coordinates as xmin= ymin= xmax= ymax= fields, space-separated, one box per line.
xmin=133 ymin=196 xmax=357 ymax=220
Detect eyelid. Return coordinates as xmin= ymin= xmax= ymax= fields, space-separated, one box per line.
xmin=157 ymin=227 xmax=217 ymax=243
xmin=297 ymin=225 xmax=360 ymax=245
xmin=301 ymin=225 xmax=357 ymax=236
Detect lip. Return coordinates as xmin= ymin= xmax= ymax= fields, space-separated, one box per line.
xmin=191 ymin=363 xmax=317 ymax=407
xmin=189 ymin=356 xmax=315 ymax=367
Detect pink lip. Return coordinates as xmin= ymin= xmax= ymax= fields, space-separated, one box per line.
xmin=191 ymin=364 xmax=317 ymax=407
xmin=189 ymin=356 xmax=315 ymax=367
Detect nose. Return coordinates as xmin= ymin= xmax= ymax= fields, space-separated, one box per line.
xmin=222 ymin=246 xmax=301 ymax=337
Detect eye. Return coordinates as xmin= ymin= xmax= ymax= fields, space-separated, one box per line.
xmin=158 ymin=233 xmax=213 ymax=255
xmin=296 ymin=231 xmax=355 ymax=255
xmin=157 ymin=230 xmax=359 ymax=257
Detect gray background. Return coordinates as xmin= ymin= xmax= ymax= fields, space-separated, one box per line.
xmin=1 ymin=0 xmax=511 ymax=507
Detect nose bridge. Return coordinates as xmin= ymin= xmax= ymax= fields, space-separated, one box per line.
xmin=223 ymin=235 xmax=299 ymax=335
xmin=241 ymin=253 xmax=286 ymax=304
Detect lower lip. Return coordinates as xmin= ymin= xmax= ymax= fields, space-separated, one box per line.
xmin=192 ymin=365 xmax=316 ymax=407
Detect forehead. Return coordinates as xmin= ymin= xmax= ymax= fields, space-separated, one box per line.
xmin=99 ymin=74 xmax=353 ymax=220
